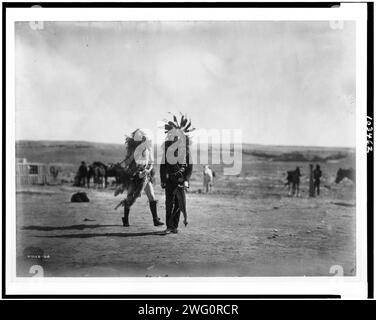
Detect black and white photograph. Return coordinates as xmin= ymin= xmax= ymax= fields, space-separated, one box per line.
xmin=3 ymin=2 xmax=372 ymax=299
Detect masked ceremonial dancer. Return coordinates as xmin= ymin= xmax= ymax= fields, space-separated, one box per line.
xmin=114 ymin=129 xmax=164 ymax=227
xmin=160 ymin=114 xmax=194 ymax=234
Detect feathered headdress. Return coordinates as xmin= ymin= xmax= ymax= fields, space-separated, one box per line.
xmin=163 ymin=112 xmax=195 ymax=134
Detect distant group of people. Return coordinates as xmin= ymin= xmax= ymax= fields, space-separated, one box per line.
xmin=75 ymin=161 xmax=107 ymax=188
xmin=286 ymin=164 xmax=322 ymax=197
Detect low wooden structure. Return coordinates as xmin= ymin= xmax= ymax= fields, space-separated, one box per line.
xmin=16 ymin=158 xmax=56 ymax=187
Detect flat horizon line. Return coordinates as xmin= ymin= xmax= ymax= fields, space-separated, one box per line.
xmin=15 ymin=139 xmax=356 ymax=150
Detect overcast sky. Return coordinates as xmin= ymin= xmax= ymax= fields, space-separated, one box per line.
xmin=15 ymin=21 xmax=355 ymax=147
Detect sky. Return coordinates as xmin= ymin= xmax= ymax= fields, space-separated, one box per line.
xmin=15 ymin=21 xmax=356 ymax=147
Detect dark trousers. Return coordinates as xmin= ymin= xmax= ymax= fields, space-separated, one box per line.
xmin=165 ymin=182 xmax=181 ymax=229
xmin=314 ymin=180 xmax=320 ymax=195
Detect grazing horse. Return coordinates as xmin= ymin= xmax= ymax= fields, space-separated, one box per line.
xmin=87 ymin=162 xmax=108 ymax=188
xmin=335 ymin=168 xmax=355 ymax=184
xmin=285 ymin=167 xmax=301 ymax=197
xmin=203 ymin=165 xmax=214 ymax=193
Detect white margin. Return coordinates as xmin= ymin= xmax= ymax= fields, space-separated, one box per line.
xmin=4 ymin=3 xmax=369 ymax=298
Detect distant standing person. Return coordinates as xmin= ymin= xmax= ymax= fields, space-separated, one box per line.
xmin=309 ymin=164 xmax=315 ymax=197
xmin=203 ymin=165 xmax=214 ymax=193
xmin=78 ymin=161 xmax=88 ymax=187
xmin=313 ymin=164 xmax=322 ymax=196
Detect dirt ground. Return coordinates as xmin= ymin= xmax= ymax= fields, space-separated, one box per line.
xmin=16 ymin=173 xmax=356 ymax=277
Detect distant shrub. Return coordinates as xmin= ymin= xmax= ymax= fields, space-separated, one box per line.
xmin=242 ymin=150 xmax=277 ymax=159
xmin=274 ymin=152 xmax=307 ymax=162
xmin=244 ymin=150 xmax=348 ymax=162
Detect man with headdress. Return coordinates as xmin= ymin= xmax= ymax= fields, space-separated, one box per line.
xmin=114 ymin=129 xmax=164 ymax=227
xmin=160 ymin=114 xmax=194 ymax=234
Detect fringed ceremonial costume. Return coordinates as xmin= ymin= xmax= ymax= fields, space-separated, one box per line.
xmin=115 ymin=129 xmax=163 ymax=227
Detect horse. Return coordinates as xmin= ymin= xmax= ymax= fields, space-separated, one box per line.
xmin=203 ymin=165 xmax=215 ymax=193
xmin=285 ymin=167 xmax=301 ymax=197
xmin=107 ymin=162 xmax=126 ymax=185
xmin=94 ymin=166 xmax=106 ymax=188
xmin=335 ymin=168 xmax=355 ymax=184
xmin=86 ymin=165 xmax=94 ymax=188
xmin=87 ymin=162 xmax=108 ymax=188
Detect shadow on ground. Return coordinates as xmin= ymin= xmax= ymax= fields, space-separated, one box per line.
xmin=21 ymin=224 xmax=119 ymax=231
xmin=35 ymin=231 xmax=168 ymax=238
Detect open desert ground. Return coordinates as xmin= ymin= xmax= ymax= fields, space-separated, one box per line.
xmin=15 ymin=141 xmax=356 ymax=277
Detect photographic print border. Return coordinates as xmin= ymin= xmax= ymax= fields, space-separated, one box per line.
xmin=1 ymin=1 xmax=373 ymax=300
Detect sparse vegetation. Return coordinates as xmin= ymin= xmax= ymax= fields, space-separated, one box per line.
xmin=243 ymin=149 xmax=349 ymax=162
